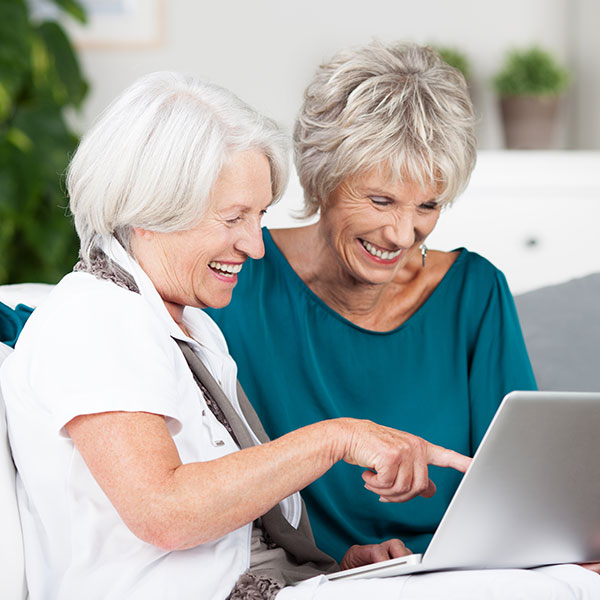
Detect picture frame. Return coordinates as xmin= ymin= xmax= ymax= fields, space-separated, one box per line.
xmin=65 ymin=0 xmax=165 ymax=49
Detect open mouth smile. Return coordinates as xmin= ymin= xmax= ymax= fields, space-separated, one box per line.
xmin=359 ymin=239 xmax=403 ymax=261
xmin=208 ymin=261 xmax=243 ymax=278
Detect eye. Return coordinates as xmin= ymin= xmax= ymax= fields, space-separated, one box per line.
xmin=369 ymin=196 xmax=393 ymax=206
xmin=418 ymin=202 xmax=438 ymax=211
xmin=225 ymin=215 xmax=243 ymax=224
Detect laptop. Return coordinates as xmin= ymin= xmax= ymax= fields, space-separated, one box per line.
xmin=327 ymin=390 xmax=600 ymax=581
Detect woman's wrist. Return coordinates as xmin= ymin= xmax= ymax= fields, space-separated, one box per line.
xmin=315 ymin=417 xmax=358 ymax=466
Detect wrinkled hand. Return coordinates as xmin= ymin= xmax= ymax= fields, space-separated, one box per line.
xmin=342 ymin=419 xmax=471 ymax=502
xmin=580 ymin=562 xmax=600 ymax=574
xmin=340 ymin=539 xmax=411 ymax=570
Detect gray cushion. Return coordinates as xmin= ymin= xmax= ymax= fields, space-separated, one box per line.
xmin=515 ymin=273 xmax=600 ymax=392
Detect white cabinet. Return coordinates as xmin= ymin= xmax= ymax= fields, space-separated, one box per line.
xmin=428 ymin=151 xmax=600 ymax=293
xmin=265 ymin=151 xmax=600 ymax=294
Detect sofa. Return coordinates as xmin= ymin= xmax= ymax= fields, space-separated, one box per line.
xmin=514 ymin=273 xmax=600 ymax=392
xmin=1 ymin=273 xmax=599 ymax=599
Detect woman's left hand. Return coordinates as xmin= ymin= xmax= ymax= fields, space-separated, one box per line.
xmin=340 ymin=538 xmax=411 ymax=570
xmin=580 ymin=562 xmax=600 ymax=574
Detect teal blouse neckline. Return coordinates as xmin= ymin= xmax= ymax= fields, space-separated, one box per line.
xmin=263 ymin=227 xmax=467 ymax=336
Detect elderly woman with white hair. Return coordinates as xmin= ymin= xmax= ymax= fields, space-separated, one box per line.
xmin=2 ymin=70 xmax=599 ymax=600
xmin=207 ymin=42 xmax=540 ymax=560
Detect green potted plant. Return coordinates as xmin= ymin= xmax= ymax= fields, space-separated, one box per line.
xmin=0 ymin=0 xmax=88 ymax=284
xmin=493 ymin=46 xmax=570 ymax=149
xmin=433 ymin=46 xmax=471 ymax=81
xmin=431 ymin=45 xmax=474 ymax=107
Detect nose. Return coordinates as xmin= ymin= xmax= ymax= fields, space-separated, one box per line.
xmin=383 ymin=213 xmax=416 ymax=249
xmin=235 ymin=217 xmax=265 ymax=260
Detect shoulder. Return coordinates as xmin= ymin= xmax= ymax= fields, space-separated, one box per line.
xmin=27 ymin=272 xmax=153 ymax=329
xmin=16 ymin=272 xmax=172 ymax=365
xmin=269 ymin=226 xmax=308 ymax=247
xmin=38 ymin=271 xmax=143 ymax=307
xmin=269 ymin=226 xmax=313 ymax=260
xmin=3 ymin=273 xmax=188 ymax=434
xmin=447 ymin=249 xmax=510 ymax=296
xmin=426 ymin=249 xmax=516 ymax=334
xmin=453 ymin=248 xmax=504 ymax=278
xmin=0 ymin=342 xmax=11 ymax=363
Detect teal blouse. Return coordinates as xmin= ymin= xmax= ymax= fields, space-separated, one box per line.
xmin=207 ymin=228 xmax=536 ymax=562
xmin=0 ymin=301 xmax=33 ymax=348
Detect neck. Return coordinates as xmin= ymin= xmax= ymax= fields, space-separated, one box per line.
xmin=164 ymin=300 xmax=190 ymax=337
xmin=299 ymin=223 xmax=420 ymax=319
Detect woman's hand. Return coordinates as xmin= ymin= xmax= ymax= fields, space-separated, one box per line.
xmin=338 ymin=419 xmax=471 ymax=503
xmin=580 ymin=563 xmax=600 ymax=574
xmin=340 ymin=539 xmax=411 ymax=570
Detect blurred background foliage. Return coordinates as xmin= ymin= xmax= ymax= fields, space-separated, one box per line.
xmin=0 ymin=0 xmax=88 ymax=284
xmin=433 ymin=45 xmax=471 ymax=80
xmin=493 ymin=46 xmax=570 ymax=97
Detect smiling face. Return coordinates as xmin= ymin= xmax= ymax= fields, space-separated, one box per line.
xmin=319 ymin=167 xmax=442 ymax=286
xmin=132 ymin=149 xmax=272 ymax=315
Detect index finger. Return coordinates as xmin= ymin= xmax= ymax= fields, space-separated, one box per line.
xmin=426 ymin=443 xmax=472 ymax=473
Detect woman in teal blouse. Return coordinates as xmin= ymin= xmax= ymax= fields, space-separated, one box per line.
xmin=208 ymin=42 xmax=536 ymax=563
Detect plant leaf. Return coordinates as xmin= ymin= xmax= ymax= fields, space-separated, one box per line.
xmin=0 ymin=103 xmax=80 ymax=284
xmin=48 ymin=0 xmax=87 ymax=24
xmin=0 ymin=0 xmax=85 ymax=284
xmin=0 ymin=0 xmax=31 ymax=119
xmin=33 ymin=21 xmax=89 ymax=108
xmin=493 ymin=46 xmax=570 ymax=96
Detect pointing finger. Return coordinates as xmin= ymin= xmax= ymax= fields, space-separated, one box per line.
xmin=426 ymin=444 xmax=471 ymax=473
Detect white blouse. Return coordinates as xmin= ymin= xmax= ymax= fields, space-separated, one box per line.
xmin=1 ymin=238 xmax=301 ymax=600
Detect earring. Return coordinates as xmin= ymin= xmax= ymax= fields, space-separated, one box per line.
xmin=420 ymin=243 xmax=428 ymax=268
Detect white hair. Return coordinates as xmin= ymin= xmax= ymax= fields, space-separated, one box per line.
xmin=67 ymin=71 xmax=289 ymax=263
xmin=294 ymin=42 xmax=477 ymax=216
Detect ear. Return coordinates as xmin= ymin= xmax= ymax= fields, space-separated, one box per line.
xmin=131 ymin=226 xmax=154 ymax=241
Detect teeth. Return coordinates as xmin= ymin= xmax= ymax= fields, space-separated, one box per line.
xmin=209 ymin=261 xmax=243 ymax=276
xmin=361 ymin=240 xmax=401 ymax=260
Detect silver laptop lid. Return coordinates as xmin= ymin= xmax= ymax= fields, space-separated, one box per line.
xmin=423 ymin=391 xmax=600 ymax=570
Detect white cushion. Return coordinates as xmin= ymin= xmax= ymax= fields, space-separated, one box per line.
xmin=0 ymin=344 xmax=27 ymax=599
xmin=0 ymin=283 xmax=54 ymax=310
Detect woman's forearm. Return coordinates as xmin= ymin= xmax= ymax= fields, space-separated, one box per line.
xmin=66 ymin=411 xmax=469 ymax=551
xmin=66 ymin=412 xmax=349 ymax=550
xmin=163 ymin=419 xmax=347 ymax=549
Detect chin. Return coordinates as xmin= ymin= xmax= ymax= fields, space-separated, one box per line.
xmin=350 ymin=263 xmax=397 ymax=286
xmin=204 ymin=294 xmax=234 ymax=310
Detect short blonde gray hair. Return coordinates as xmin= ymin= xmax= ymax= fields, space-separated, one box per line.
xmin=68 ymin=71 xmax=289 ymax=263
xmin=294 ymin=42 xmax=476 ymax=216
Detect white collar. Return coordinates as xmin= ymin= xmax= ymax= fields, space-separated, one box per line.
xmin=99 ymin=236 xmax=238 ymax=393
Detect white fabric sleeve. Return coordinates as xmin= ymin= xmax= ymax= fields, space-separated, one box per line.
xmin=0 ymin=343 xmax=11 ymax=362
xmin=25 ymin=281 xmax=183 ymax=436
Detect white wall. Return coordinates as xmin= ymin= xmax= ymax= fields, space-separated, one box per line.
xmin=569 ymin=0 xmax=600 ymax=148
xmin=68 ymin=0 xmax=599 ymax=291
xmin=74 ymin=0 xmax=586 ymax=149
